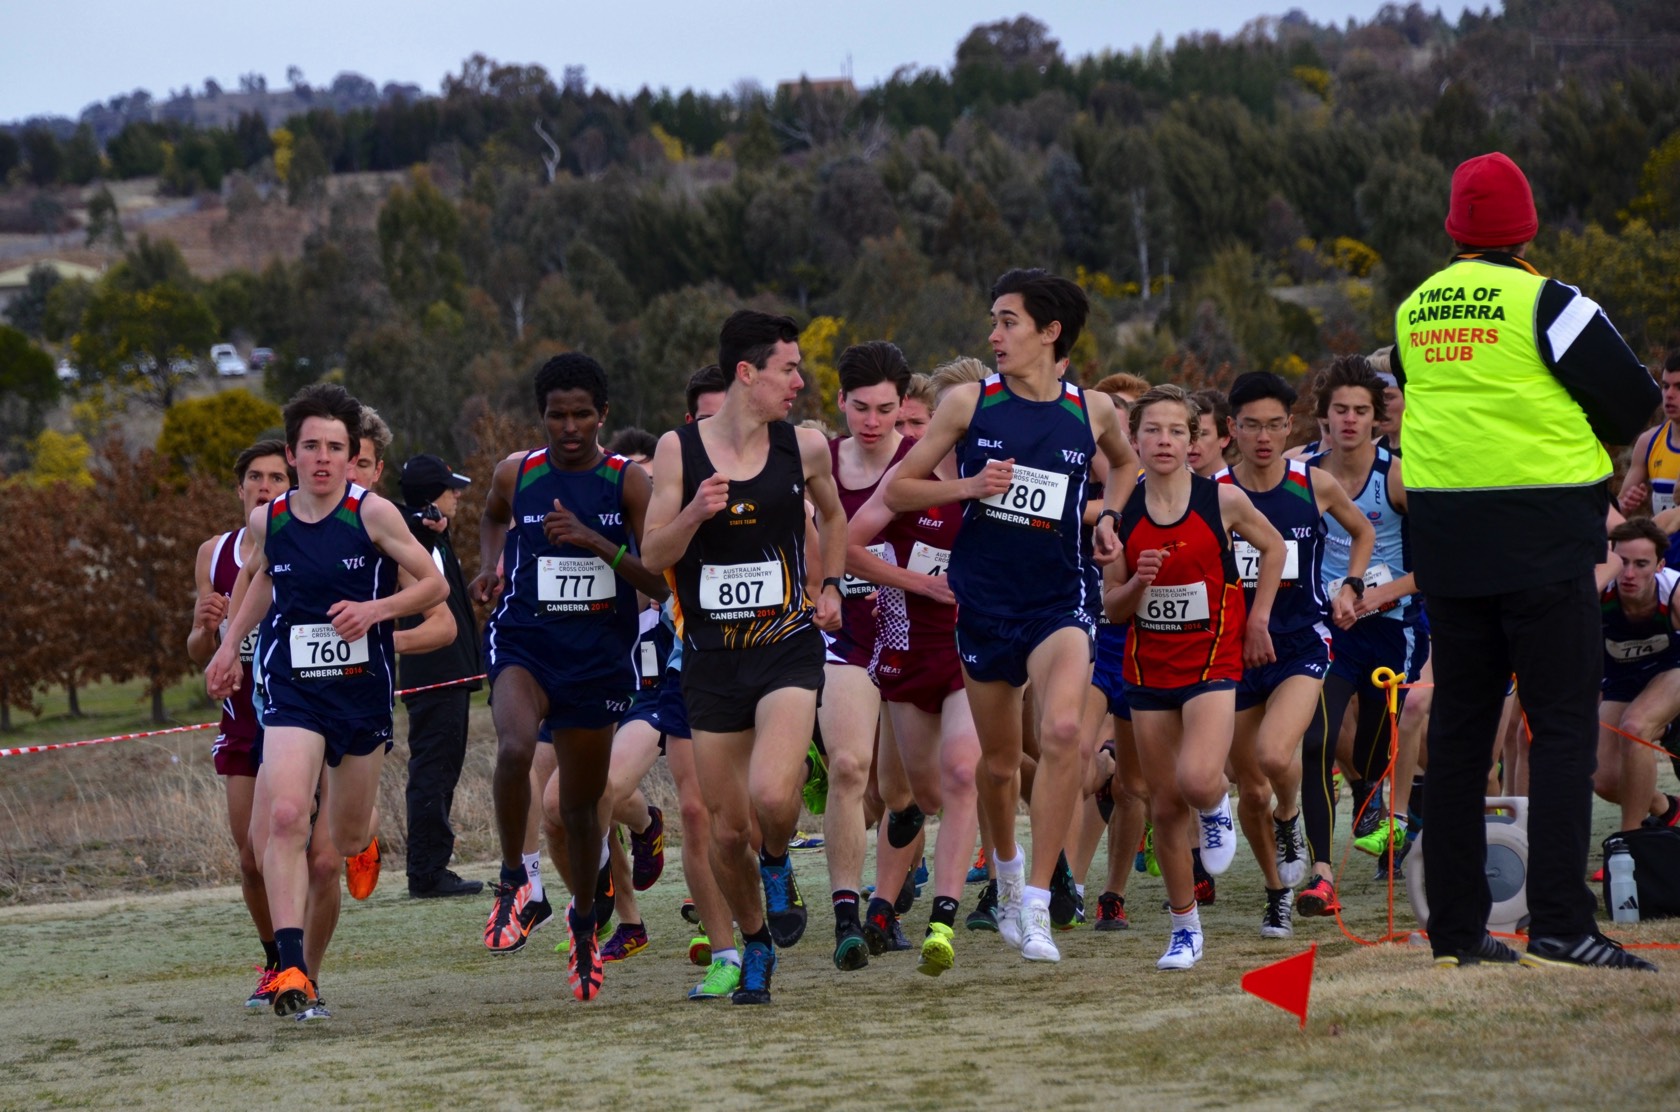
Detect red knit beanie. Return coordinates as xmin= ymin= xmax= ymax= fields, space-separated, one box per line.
xmin=1444 ymin=152 xmax=1538 ymax=247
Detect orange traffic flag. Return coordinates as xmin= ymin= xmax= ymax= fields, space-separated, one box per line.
xmin=1241 ymin=943 xmax=1316 ymax=1029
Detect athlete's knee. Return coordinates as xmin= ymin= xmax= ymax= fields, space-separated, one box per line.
xmin=1236 ymin=777 xmax=1272 ymax=813
xmin=825 ymin=744 xmax=870 ymax=795
xmin=1178 ymin=770 xmax=1228 ymax=811
xmin=494 ymin=732 xmax=538 ymax=772
xmin=709 ymin=812 xmax=754 ymax=858
xmin=938 ymin=750 xmax=976 ymax=799
xmin=1037 ymin=709 xmax=1083 ymax=758
xmin=267 ymin=795 xmax=313 ymax=844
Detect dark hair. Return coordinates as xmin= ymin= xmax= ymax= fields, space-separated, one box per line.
xmin=1129 ymin=383 xmax=1201 ymax=442
xmin=685 ymin=363 xmax=728 ymax=418
xmin=1663 ymin=349 xmax=1680 ymax=377
xmin=534 ymin=352 xmax=609 ymax=413
xmin=989 ymin=268 xmax=1089 ymax=362
xmin=283 ymin=383 xmax=361 ymax=452
xmin=1227 ymin=371 xmax=1298 ymax=416
xmin=234 ymin=438 xmax=291 ymax=484
xmin=1314 ymin=355 xmax=1390 ymax=425
xmin=606 ymin=426 xmax=658 ymax=459
xmin=719 ymin=310 xmax=800 ymax=383
xmin=1189 ymin=389 xmax=1231 ymax=440
xmin=1611 ymin=517 xmax=1668 ymax=554
xmin=836 ymin=340 xmax=911 ymax=398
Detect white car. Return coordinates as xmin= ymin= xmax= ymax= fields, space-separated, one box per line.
xmin=211 ymin=343 xmax=248 ymax=377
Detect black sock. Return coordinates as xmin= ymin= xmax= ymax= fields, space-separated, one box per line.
xmin=260 ymin=938 xmax=280 ymax=970
xmin=1410 ymin=775 xmax=1426 ymax=826
xmin=275 ymin=927 xmax=306 ymax=974
xmin=833 ymin=889 xmax=860 ymax=928
xmin=1351 ymin=779 xmax=1375 ymax=808
xmin=1191 ymin=848 xmax=1210 ymax=883
xmin=759 ymin=847 xmax=789 ymax=869
xmin=931 ymin=896 xmax=960 ymax=928
xmin=500 ymin=863 xmax=527 ymax=889
xmin=744 ymin=924 xmax=773 ymax=948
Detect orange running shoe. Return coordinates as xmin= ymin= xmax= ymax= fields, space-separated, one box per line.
xmin=567 ymin=904 xmax=604 ymax=1001
xmin=1296 ymin=875 xmax=1342 ymax=917
xmin=345 ymin=836 xmax=381 ymax=900
xmin=484 ymin=881 xmax=532 ymax=954
xmin=268 ymin=967 xmax=319 ymax=1017
xmin=246 ymin=966 xmax=278 ymax=1008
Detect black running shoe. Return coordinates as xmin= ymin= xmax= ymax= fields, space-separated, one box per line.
xmin=893 ymin=864 xmax=918 ymax=916
xmin=833 ymin=920 xmax=869 ymax=971
xmin=1374 ymin=836 xmax=1414 ymax=882
xmin=1352 ymin=788 xmax=1387 ymax=841
xmin=1521 ymin=932 xmax=1658 ymax=972
xmin=884 ymin=909 xmax=912 ymax=952
xmin=1049 ymin=851 xmax=1078 ymax=929
xmin=861 ymin=897 xmax=896 ymax=955
xmin=731 ymin=940 xmax=777 ymax=1004
xmin=1434 ymin=932 xmax=1520 ymax=967
xmin=966 ymin=879 xmax=1000 ymax=932
xmin=886 ymin=804 xmax=925 ymax=849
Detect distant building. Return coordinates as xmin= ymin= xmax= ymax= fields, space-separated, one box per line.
xmin=0 ymin=258 xmax=102 ymax=314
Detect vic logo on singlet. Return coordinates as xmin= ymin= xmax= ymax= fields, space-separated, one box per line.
xmin=1061 ymin=450 xmax=1086 ymax=465
xmin=341 ymin=556 xmax=365 ymax=570
xmin=598 ymin=513 xmax=622 ymax=526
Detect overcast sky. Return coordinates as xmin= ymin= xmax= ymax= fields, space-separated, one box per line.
xmin=2 ymin=0 xmax=1483 ymax=124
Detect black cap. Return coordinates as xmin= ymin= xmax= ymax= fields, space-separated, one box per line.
xmin=400 ymin=454 xmax=471 ymax=505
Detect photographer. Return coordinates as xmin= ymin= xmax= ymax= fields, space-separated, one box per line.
xmin=399 ymin=454 xmax=486 ymax=898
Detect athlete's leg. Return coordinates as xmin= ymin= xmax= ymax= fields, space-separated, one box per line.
xmin=491 ymin=667 xmax=549 ymax=880
xmin=749 ymin=685 xmax=820 ymax=858
xmin=255 ymin=727 xmax=328 ymax=965
xmin=302 ymin=769 xmax=341 ymax=979
xmin=1022 ymin=626 xmax=1096 ymax=889
xmin=1131 ymin=708 xmax=1193 ymax=910
xmin=609 ymin=833 xmax=640 ymax=924
xmin=551 ymin=724 xmax=616 ymax=919
xmin=1304 ymin=675 xmax=1351 ymax=871
xmin=872 ymin=705 xmax=922 ymax=906
xmin=1256 ymin=673 xmax=1321 ymax=833
xmin=601 ymin=720 xmax=661 ymax=834
xmin=1103 ymin=720 xmax=1147 ymax=899
xmin=1393 ymin=655 xmax=1433 ymax=820
xmin=962 ymin=674 xmax=1026 ymax=869
xmin=667 ymin=735 xmax=732 ymax=950
xmin=818 ymin=663 xmax=882 ymax=905
xmin=323 ymin=747 xmax=384 ymax=867
xmin=1614 ymin=668 xmax=1680 ymax=826
xmin=1068 ymin=691 xmax=1113 ymax=884
xmin=693 ymin=727 xmax=768 ymax=935
xmin=1229 ymin=705 xmax=1284 ymax=889
xmin=224 ymin=774 xmax=273 ymax=941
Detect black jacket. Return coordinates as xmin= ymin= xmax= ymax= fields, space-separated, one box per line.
xmin=397 ymin=505 xmax=484 ymax=698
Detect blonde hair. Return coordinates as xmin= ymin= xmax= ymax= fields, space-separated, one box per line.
xmin=1128 ymin=383 xmax=1201 ymax=442
xmin=358 ymin=405 xmax=393 ymax=460
xmin=903 ymin=373 xmax=939 ymax=412
xmin=929 ymin=356 xmax=989 ymax=404
xmin=1092 ymin=372 xmax=1151 ymax=400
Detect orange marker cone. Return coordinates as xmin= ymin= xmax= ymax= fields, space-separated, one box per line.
xmin=1241 ymin=943 xmax=1316 ymax=1029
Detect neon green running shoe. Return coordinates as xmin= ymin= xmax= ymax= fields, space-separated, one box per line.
xmin=1354 ymin=815 xmax=1405 ymax=857
xmin=802 ymin=743 xmax=829 ymax=816
xmin=687 ymin=958 xmax=742 ymax=1001
xmin=918 ymin=922 xmax=955 ymax=977
xmin=1144 ymin=823 xmax=1161 ymax=877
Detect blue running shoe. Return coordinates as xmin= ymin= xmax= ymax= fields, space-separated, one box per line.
xmin=732 ymin=939 xmax=778 ymax=1004
xmin=760 ymin=858 xmax=807 ymax=948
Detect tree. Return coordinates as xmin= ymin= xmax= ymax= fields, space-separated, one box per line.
xmin=85 ymin=185 xmax=125 ymax=252
xmin=156 ymin=389 xmax=283 ymax=478
xmin=63 ymin=124 xmax=103 ymax=185
xmin=3 ymin=264 xmax=61 ymax=336
xmin=21 ymin=429 xmax=94 ymax=488
xmin=71 ymin=280 xmax=219 ymax=410
xmin=0 ymin=483 xmax=55 ymax=730
xmin=377 ymin=167 xmax=465 ymax=311
xmin=0 ymin=326 xmax=59 ymax=470
xmin=20 ymin=127 xmax=63 ymax=186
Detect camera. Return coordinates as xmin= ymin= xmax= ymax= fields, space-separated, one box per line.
xmin=420 ymin=504 xmax=443 ymax=523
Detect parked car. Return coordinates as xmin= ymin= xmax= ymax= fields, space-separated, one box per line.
xmin=249 ymin=347 xmax=275 ymax=370
xmin=211 ymin=343 xmax=248 ymax=377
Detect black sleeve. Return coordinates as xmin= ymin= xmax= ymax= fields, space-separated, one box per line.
xmin=1536 ymin=279 xmax=1658 ymax=446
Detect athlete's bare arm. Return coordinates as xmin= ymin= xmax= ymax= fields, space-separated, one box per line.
xmin=1311 ymin=467 xmax=1375 ymax=629
xmin=845 ymin=463 xmax=954 ymax=605
xmin=187 ymin=536 xmax=226 ymax=667
xmin=346 ymin=494 xmax=450 ymax=641
xmin=639 ymin=429 xmax=727 ymax=573
xmin=392 ymin=567 xmax=456 ymax=655
xmin=884 ymin=383 xmax=1008 ymax=513
xmin=1103 ymin=540 xmax=1161 ymax=624
xmin=206 ymin=504 xmax=271 ymax=699
xmin=1218 ymin=483 xmax=1283 ymax=667
xmin=1619 ymin=427 xmax=1656 ymax=515
xmin=469 ymin=452 xmax=521 ymax=605
xmin=799 ymin=424 xmax=847 ymax=633
xmin=1090 ymin=396 xmax=1138 ymax=564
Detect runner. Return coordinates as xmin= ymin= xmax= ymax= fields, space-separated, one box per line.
xmin=1617 ymin=352 xmax=1680 ymax=566
xmin=641 ymin=310 xmax=848 ymax=1004
xmin=1216 ymin=371 xmax=1371 ymax=933
xmin=885 ymin=268 xmax=1137 ymax=963
xmin=206 ymin=383 xmax=449 ymax=1020
xmin=819 ymin=340 xmax=912 ymax=972
xmin=472 ymin=353 xmax=667 ymax=1001
xmin=1186 ymin=389 xmax=1232 ymax=478
xmin=895 ymin=374 xmax=936 ymax=440
xmin=1109 ymin=384 xmax=1285 ymax=969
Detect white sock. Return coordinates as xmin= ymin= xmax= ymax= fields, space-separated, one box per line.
xmin=522 ymin=852 xmax=544 ymax=902
xmin=712 ymin=947 xmax=740 ymax=967
xmin=995 ymin=846 xmax=1025 ymax=876
xmin=1170 ymin=905 xmax=1201 ymax=933
xmin=599 ymin=835 xmax=611 ymax=870
xmin=1024 ymin=885 xmax=1051 ymax=909
xmin=1075 ymin=883 xmax=1085 ymax=899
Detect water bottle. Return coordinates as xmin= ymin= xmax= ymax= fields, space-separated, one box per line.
xmin=1607 ymin=846 xmax=1640 ymax=924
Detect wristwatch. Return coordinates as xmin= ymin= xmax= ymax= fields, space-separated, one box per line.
xmin=822 ymin=576 xmax=844 ymax=595
xmin=1098 ymin=508 xmax=1123 ymax=531
xmin=1341 ymin=576 xmax=1366 ymax=599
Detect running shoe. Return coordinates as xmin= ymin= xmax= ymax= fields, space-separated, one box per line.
xmin=966 ymin=880 xmax=1000 ymax=932
xmin=1433 ymin=933 xmax=1519 ymax=968
xmin=1094 ymin=891 xmax=1129 ymax=931
xmin=732 ymin=939 xmax=777 ymax=1004
xmin=680 ymin=896 xmax=699 ymax=925
xmin=1020 ymin=902 xmax=1060 ymax=963
xmin=884 ymin=910 xmax=912 ymax=952
xmin=293 ymin=1000 xmax=332 ymax=1023
xmin=996 ymin=867 xmax=1026 ymax=949
xmin=345 ymin=835 xmax=381 ymax=900
xmin=1374 ymin=834 xmax=1414 ymax=882
xmin=1049 ymin=851 xmax=1079 ymax=930
xmin=567 ymin=904 xmax=603 ymax=1001
xmin=1352 ymin=788 xmax=1387 ymax=841
xmin=246 ymin=967 xmax=278 ymax=1008
xmin=518 ymin=894 xmax=554 ymax=938
xmin=862 ymin=898 xmax=897 ymax=956
xmin=760 ymin=859 xmax=807 ymax=947
xmin=1521 ymin=932 xmax=1658 ymax=972
xmin=1274 ymin=812 xmax=1307 ymax=888
xmin=789 ymin=831 xmax=825 ymax=849
xmin=629 ymin=806 xmax=665 ymax=890
xmin=593 ymin=861 xmax=615 ymax=934
xmin=600 ymin=922 xmax=649 ymax=963
xmin=1156 ymin=927 xmax=1204 ymax=971
xmin=887 ymin=804 xmax=926 ymax=849
xmin=802 ymin=743 xmax=828 ymax=816
xmin=1296 ymin=875 xmax=1340 ymax=917
xmin=833 ymin=920 xmax=870 ymax=971
xmin=268 ymin=967 xmax=319 ymax=1018
xmin=1260 ymin=887 xmax=1294 ymax=939
xmin=688 ymin=935 xmax=712 ymax=967
xmin=1354 ymin=814 xmax=1403 ymax=857
xmin=918 ymin=922 xmax=955 ymax=976
xmin=485 ymin=881 xmax=532 ymax=954
xmin=1196 ymin=796 xmax=1237 ymax=874
xmin=1141 ymin=823 xmax=1160 ymax=876
xmin=967 ymin=847 xmax=988 ymax=884
xmin=1645 ymin=794 xmax=1680 ymax=829
xmin=894 ymin=865 xmax=919 ymax=916
xmin=688 ymin=957 xmax=741 ymax=1001
xmin=1193 ymin=851 xmax=1217 ymax=906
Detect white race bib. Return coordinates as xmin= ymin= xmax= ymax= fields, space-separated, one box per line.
xmin=639 ymin=640 xmax=660 ymax=682
xmin=906 ymin=541 xmax=951 ymax=578
xmin=538 ymin=556 xmax=615 ymax=606
xmin=1233 ymin=539 xmax=1299 ymax=586
xmin=981 ymin=463 xmax=1069 ymax=525
xmin=1355 ymin=562 xmax=1403 ymax=620
xmin=1138 ymin=582 xmax=1211 ymax=630
xmin=1606 ymin=634 xmax=1670 ymax=662
xmin=700 ymin=560 xmax=785 ymax=614
xmin=288 ymin=623 xmax=369 ymax=674
xmin=238 ymin=627 xmax=259 ymax=664
xmin=841 ymin=543 xmax=890 ymax=598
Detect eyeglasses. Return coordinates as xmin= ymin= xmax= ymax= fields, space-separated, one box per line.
xmin=1235 ymin=419 xmax=1289 ymax=434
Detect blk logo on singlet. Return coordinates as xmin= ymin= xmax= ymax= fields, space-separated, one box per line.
xmin=521 ymin=514 xmax=545 ymax=525
xmin=979 ymin=438 xmax=1004 ymax=450
xmin=341 ymin=556 xmax=365 ymax=570
xmin=271 ymin=563 xmax=291 ymax=574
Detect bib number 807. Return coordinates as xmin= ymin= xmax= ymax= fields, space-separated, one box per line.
xmin=714 ymin=579 xmax=766 ymax=607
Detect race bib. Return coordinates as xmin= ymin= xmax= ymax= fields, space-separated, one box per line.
xmin=1233 ymin=539 xmax=1299 ymax=586
xmin=980 ymin=464 xmax=1069 ymax=526
xmin=1606 ymin=634 xmax=1670 ymax=662
xmin=1655 ymin=487 xmax=1676 ymax=515
xmin=1355 ymin=562 xmax=1403 ymax=620
xmin=288 ymin=623 xmax=369 ymax=675
xmin=906 ymin=541 xmax=951 ymax=578
xmin=841 ymin=544 xmax=889 ymax=598
xmin=220 ymin=617 xmax=259 ymax=664
xmin=537 ymin=561 xmax=618 ymax=614
xmin=639 ymin=640 xmax=660 ymax=684
xmin=1137 ymin=582 xmax=1210 ymax=631
xmin=700 ymin=560 xmax=785 ymax=615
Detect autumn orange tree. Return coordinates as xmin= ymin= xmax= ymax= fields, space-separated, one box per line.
xmin=0 ymin=481 xmax=56 ymax=730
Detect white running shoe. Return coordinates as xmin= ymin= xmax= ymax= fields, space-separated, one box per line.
xmin=996 ymin=867 xmax=1025 ymax=950
xmin=1274 ymin=812 xmax=1307 ymax=889
xmin=1260 ymin=888 xmax=1294 ymax=940
xmin=1197 ymin=795 xmax=1237 ymax=875
xmin=1020 ymin=902 xmax=1060 ymax=963
xmin=1156 ymin=926 xmax=1205 ymax=970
